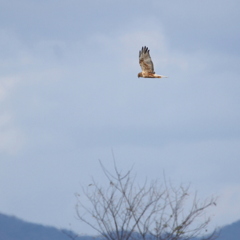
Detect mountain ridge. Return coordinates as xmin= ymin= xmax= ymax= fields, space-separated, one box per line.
xmin=0 ymin=213 xmax=239 ymax=240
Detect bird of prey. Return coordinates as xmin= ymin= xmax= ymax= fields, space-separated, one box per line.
xmin=138 ymin=46 xmax=167 ymax=78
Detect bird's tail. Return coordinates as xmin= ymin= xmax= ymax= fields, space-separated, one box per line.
xmin=154 ymin=74 xmax=168 ymax=78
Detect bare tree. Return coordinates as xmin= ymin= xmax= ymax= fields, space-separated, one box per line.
xmin=76 ymin=161 xmax=217 ymax=240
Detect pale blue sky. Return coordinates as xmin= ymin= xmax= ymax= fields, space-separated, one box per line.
xmin=0 ymin=0 xmax=240 ymax=235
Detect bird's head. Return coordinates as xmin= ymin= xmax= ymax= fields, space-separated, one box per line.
xmin=138 ymin=72 xmax=143 ymax=78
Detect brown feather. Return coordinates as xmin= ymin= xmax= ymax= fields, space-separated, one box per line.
xmin=139 ymin=46 xmax=155 ymax=73
xmin=138 ymin=46 xmax=167 ymax=78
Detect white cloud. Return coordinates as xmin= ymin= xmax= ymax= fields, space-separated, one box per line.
xmin=0 ymin=113 xmax=25 ymax=155
xmin=0 ymin=76 xmax=19 ymax=101
xmin=0 ymin=75 xmax=25 ymax=154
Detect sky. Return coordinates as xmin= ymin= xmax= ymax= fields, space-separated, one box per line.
xmin=0 ymin=0 xmax=240 ymax=235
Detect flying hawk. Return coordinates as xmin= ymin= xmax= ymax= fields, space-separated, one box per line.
xmin=138 ymin=46 xmax=167 ymax=78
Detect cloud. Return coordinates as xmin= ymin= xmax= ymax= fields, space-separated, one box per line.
xmin=0 ymin=75 xmax=19 ymax=101
xmin=152 ymin=0 xmax=240 ymax=54
xmin=0 ymin=73 xmax=25 ymax=155
xmin=4 ymin=17 xmax=239 ymax=152
xmin=0 ymin=0 xmax=240 ymax=234
xmin=216 ymin=184 xmax=240 ymax=227
xmin=0 ymin=112 xmax=25 ymax=155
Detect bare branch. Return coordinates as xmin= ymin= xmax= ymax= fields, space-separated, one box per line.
xmin=75 ymin=162 xmax=217 ymax=240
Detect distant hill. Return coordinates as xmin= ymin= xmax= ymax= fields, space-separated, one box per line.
xmin=0 ymin=212 xmax=239 ymax=240
xmin=0 ymin=213 xmax=93 ymax=240
xmin=216 ymin=220 xmax=240 ymax=240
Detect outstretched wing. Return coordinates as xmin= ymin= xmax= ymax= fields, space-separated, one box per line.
xmin=139 ymin=46 xmax=155 ymax=73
